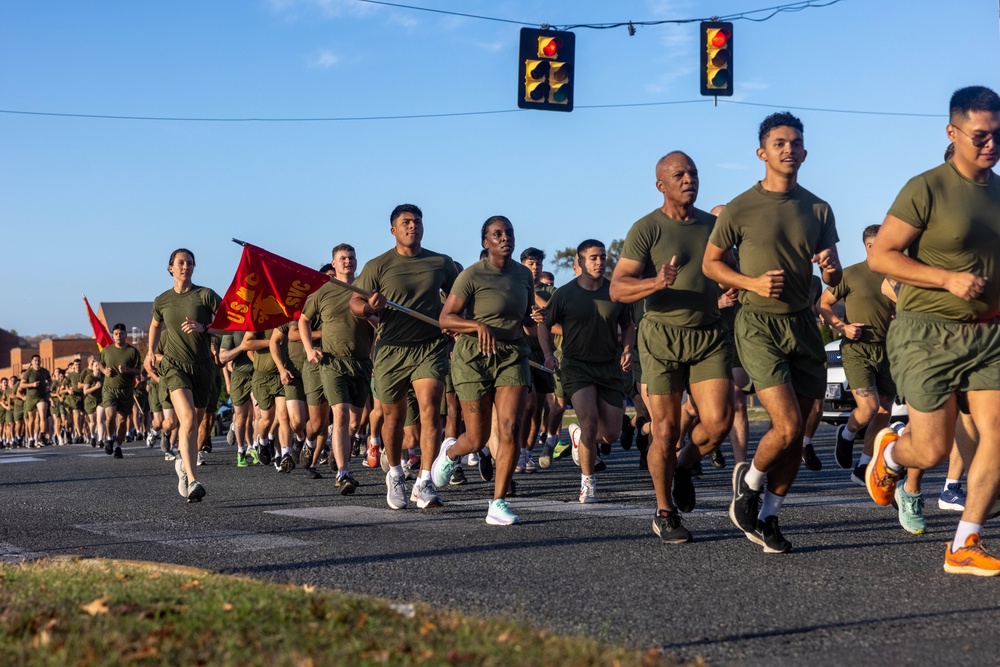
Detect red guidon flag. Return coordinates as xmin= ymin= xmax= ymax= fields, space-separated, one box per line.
xmin=83 ymin=295 xmax=114 ymax=351
xmin=211 ymin=242 xmax=329 ymax=331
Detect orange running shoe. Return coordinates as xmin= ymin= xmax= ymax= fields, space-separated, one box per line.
xmin=944 ymin=534 xmax=1000 ymax=576
xmin=366 ymin=440 xmax=380 ymax=469
xmin=865 ymin=427 xmax=901 ymax=506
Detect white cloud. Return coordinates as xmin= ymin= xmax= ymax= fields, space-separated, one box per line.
xmin=309 ymin=50 xmax=339 ymax=68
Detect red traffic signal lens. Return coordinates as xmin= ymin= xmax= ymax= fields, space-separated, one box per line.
xmin=710 ymin=29 xmax=730 ymax=48
xmin=540 ymin=37 xmax=562 ymax=57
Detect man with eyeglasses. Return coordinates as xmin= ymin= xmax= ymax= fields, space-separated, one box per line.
xmin=867 ymin=85 xmax=1000 ymax=576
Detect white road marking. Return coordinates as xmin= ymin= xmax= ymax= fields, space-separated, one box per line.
xmin=0 ymin=542 xmax=47 ymax=563
xmin=73 ymin=520 xmax=313 ymax=552
xmin=0 ymin=456 xmax=45 ymax=464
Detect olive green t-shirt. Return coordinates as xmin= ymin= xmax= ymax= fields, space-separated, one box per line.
xmin=827 ymin=260 xmax=894 ymax=343
xmin=710 ymin=183 xmax=839 ymax=314
xmin=355 ymin=248 xmax=457 ymax=345
xmin=888 ymin=161 xmax=1000 ymax=321
xmin=151 ymin=285 xmax=222 ymax=364
xmin=545 ymin=278 xmax=632 ymax=363
xmin=620 ymin=207 xmax=720 ymax=327
xmin=275 ymin=322 xmax=306 ymax=368
xmin=300 ymin=282 xmax=374 ymax=361
xmin=251 ymin=330 xmax=278 ymax=375
xmin=66 ymin=370 xmax=84 ymax=397
xmin=21 ymin=367 xmax=51 ymax=400
xmin=221 ymin=332 xmax=254 ymax=374
xmin=101 ymin=344 xmax=142 ymax=394
xmin=450 ymin=259 xmax=534 ymax=342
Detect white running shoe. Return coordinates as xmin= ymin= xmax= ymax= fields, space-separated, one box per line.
xmin=579 ymin=476 xmax=597 ymax=504
xmin=569 ymin=423 xmax=582 ymax=466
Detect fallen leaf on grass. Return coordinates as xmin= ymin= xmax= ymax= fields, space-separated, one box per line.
xmin=419 ymin=621 xmax=435 ymax=636
xmin=121 ymin=645 xmax=159 ymax=661
xmin=355 ymin=613 xmax=368 ymax=629
xmin=496 ymin=630 xmax=512 ymax=644
xmin=33 ymin=630 xmax=51 ymax=647
xmin=180 ymin=580 xmax=201 ymax=590
xmin=222 ymin=603 xmax=234 ymax=612
xmin=81 ymin=596 xmax=111 ymax=616
xmin=302 ymin=584 xmax=316 ymax=593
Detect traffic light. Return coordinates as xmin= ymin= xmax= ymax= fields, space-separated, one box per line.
xmin=699 ymin=21 xmax=733 ymax=97
xmin=518 ymin=28 xmax=575 ymax=112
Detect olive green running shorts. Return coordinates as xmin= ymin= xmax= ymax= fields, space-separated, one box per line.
xmin=148 ymin=382 xmax=162 ymax=413
xmin=301 ymin=357 xmax=327 ymax=407
xmin=529 ymin=347 xmax=556 ymax=395
xmin=841 ymin=340 xmax=895 ymax=398
xmin=251 ymin=371 xmax=283 ymax=411
xmin=639 ymin=319 xmax=731 ymax=396
xmin=281 ymin=363 xmax=306 ymax=404
xmin=561 ymin=356 xmax=625 ymax=408
xmin=404 ymin=389 xmax=420 ymax=427
xmin=101 ymin=390 xmax=133 ymax=414
xmin=888 ymin=311 xmax=1000 ymax=413
xmin=229 ymin=370 xmax=253 ymax=407
xmin=735 ymin=307 xmax=826 ymax=400
xmin=320 ymin=355 xmax=372 ymax=409
xmin=158 ymin=380 xmax=173 ymax=411
xmin=450 ymin=335 xmax=531 ymax=402
xmin=373 ymin=337 xmax=450 ymax=405
xmin=158 ymin=357 xmax=217 ymax=410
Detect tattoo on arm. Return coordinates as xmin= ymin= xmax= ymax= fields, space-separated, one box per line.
xmin=854 ymin=387 xmax=876 ymax=398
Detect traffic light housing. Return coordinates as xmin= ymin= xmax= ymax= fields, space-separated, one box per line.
xmin=700 ymin=21 xmax=733 ymax=97
xmin=518 ymin=28 xmax=575 ymax=112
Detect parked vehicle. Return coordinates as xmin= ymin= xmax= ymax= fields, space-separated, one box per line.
xmin=822 ymin=339 xmax=907 ymax=425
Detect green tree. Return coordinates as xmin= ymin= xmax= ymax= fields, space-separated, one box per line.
xmin=552 ymin=239 xmax=623 ymax=276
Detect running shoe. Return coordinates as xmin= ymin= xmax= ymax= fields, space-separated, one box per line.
xmin=351 ymin=435 xmax=363 ymax=458
xmin=113 ymin=446 xmax=123 ymax=460
xmin=304 ymin=466 xmax=322 ymax=480
xmin=594 ymin=455 xmax=607 ymax=473
xmin=850 ymin=463 xmax=866 ymax=487
xmin=237 ymin=452 xmax=248 ymax=468
xmin=729 ymin=462 xmax=762 ymax=533
xmin=523 ymin=451 xmax=537 ymax=473
xmin=579 ymin=476 xmax=597 ymax=504
xmin=104 ymin=439 xmax=114 ymax=455
xmin=652 ymin=509 xmax=691 ymax=544
xmin=291 ymin=438 xmax=303 ymax=464
xmin=380 ymin=448 xmax=390 ymax=473
xmin=202 ymin=440 xmax=212 ymax=454
xmin=146 ymin=431 xmax=159 ymax=448
xmin=385 ymin=473 xmax=408 ymax=510
xmin=366 ymin=440 xmax=380 ymax=469
xmin=431 ymin=437 xmax=458 ymax=488
xmin=486 ymin=498 xmax=520 ymax=525
xmin=672 ymin=466 xmax=696 ymax=513
xmin=337 ymin=473 xmax=359 ymax=495
xmin=279 ymin=453 xmax=296 ymax=474
xmin=834 ymin=424 xmax=854 ymax=469
xmin=249 ymin=447 xmax=261 ymax=465
xmin=410 ymin=479 xmax=443 ymax=509
xmin=746 ymin=515 xmax=792 ymax=554
xmin=478 ymin=449 xmax=494 ymax=482
xmin=709 ymin=446 xmax=726 ymax=469
xmin=538 ymin=444 xmax=554 ymax=469
xmin=635 ymin=416 xmax=650 ymax=454
xmin=552 ymin=440 xmax=571 ymax=460
xmin=866 ymin=428 xmax=902 ymax=507
xmin=299 ymin=445 xmax=315 ymax=469
xmin=569 ymin=423 xmax=581 ymax=466
xmin=802 ymin=443 xmax=822 ymax=471
xmin=895 ymin=484 xmax=926 ymax=535
xmin=449 ymin=466 xmax=468 ymax=486
xmin=620 ymin=415 xmax=635 ymax=451
xmin=939 ymin=482 xmax=966 ymax=511
xmin=600 ymin=440 xmax=611 ymax=456
xmin=197 ymin=451 xmax=206 ymax=466
xmin=164 ymin=449 xmax=178 ymax=462
xmin=175 ymin=458 xmax=188 ymax=498
xmin=465 ymin=452 xmax=479 ymax=467
xmin=944 ymin=534 xmax=1000 ymax=576
xmin=257 ymin=443 xmax=272 ymax=466
xmin=515 ymin=448 xmax=528 ymax=473
xmin=225 ymin=424 xmax=236 ymax=447
xmin=186 ymin=480 xmax=206 ymax=503
xmin=317 ymin=449 xmax=330 ymax=467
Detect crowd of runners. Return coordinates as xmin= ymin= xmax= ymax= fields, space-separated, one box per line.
xmin=4 ymin=86 xmax=1000 ymax=576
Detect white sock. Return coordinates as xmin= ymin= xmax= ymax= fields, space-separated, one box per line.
xmin=239 ymin=445 xmax=247 ymax=453
xmin=150 ymin=429 xmax=159 ymax=436
xmin=944 ymin=478 xmax=960 ymax=490
xmin=758 ymin=490 xmax=785 ymax=520
xmin=859 ymin=454 xmax=872 ymax=465
xmin=581 ymin=474 xmax=594 ymax=482
xmin=280 ymin=446 xmax=290 ymax=457
xmin=843 ymin=426 xmax=856 ymax=440
xmin=953 ymin=521 xmax=982 ymax=552
xmin=389 ymin=464 xmax=404 ymax=478
xmin=883 ymin=441 xmax=902 ymax=472
xmin=418 ymin=469 xmax=431 ymax=481
xmin=745 ymin=462 xmax=766 ymax=491
xmin=305 ymin=439 xmax=315 ymax=450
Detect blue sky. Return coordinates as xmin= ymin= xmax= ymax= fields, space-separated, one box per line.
xmin=2 ymin=0 xmax=996 ymax=336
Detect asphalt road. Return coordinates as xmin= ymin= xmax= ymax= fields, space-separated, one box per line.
xmin=1 ymin=423 xmax=997 ymax=666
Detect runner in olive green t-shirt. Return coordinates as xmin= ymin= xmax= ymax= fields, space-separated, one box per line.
xmin=704 ymin=113 xmax=841 ymax=554
xmin=99 ymin=323 xmax=143 ymax=457
xmin=301 ymin=244 xmax=376 ymax=492
xmin=350 ymin=204 xmax=457 ymax=511
xmin=433 ymin=215 xmax=534 ymax=526
xmin=21 ymin=355 xmax=52 ymax=446
xmin=145 ymin=248 xmax=222 ymax=504
xmin=518 ymin=247 xmax=555 ymax=474
xmin=541 ymin=239 xmax=634 ymax=505
xmin=244 ymin=328 xmax=284 ymax=467
xmin=818 ymin=225 xmax=897 ymax=483
xmin=866 ymin=86 xmax=1000 ymax=575
xmin=65 ymin=359 xmax=85 ymax=443
xmin=219 ymin=331 xmax=254 ymax=466
xmin=611 ymin=151 xmax=736 ymax=545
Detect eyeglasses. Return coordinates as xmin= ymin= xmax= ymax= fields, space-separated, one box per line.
xmin=952 ymin=124 xmax=1000 ymax=148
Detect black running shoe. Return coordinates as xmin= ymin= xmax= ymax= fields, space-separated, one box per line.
xmin=449 ymin=466 xmax=468 ymax=486
xmin=299 ymin=445 xmax=315 ymax=469
xmin=729 ymin=462 xmax=762 ymax=533
xmin=802 ymin=443 xmax=822 ymax=471
xmin=834 ymin=425 xmax=854 ymax=470
xmin=635 ymin=416 xmax=650 ymax=453
xmin=104 ymin=439 xmax=114 ymax=455
xmin=304 ymin=466 xmax=322 ymax=480
xmin=202 ymin=440 xmax=212 ymax=454
xmin=351 ymin=436 xmax=363 ymax=458
xmin=338 ymin=473 xmax=359 ymax=495
xmin=113 ymin=446 xmax=123 ymax=459
xmin=600 ymin=440 xmax=611 ymax=456
xmin=279 ymin=454 xmax=296 ymax=473
xmin=709 ymin=446 xmax=726 ymax=469
xmin=620 ymin=414 xmax=635 ymax=451
xmin=291 ymin=438 xmax=302 ymax=463
xmin=479 ymin=450 xmax=494 ymax=482
xmin=747 ymin=515 xmax=792 ymax=554
xmin=652 ymin=509 xmax=692 ymax=544
xmin=594 ymin=456 xmax=607 ymax=473
xmin=257 ymin=444 xmax=272 ymax=466
xmin=672 ymin=466 xmax=696 ymax=513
